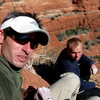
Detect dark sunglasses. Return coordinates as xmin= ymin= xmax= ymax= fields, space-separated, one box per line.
xmin=6 ymin=32 xmax=39 ymax=49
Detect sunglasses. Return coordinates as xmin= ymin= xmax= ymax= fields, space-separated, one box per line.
xmin=6 ymin=32 xmax=39 ymax=49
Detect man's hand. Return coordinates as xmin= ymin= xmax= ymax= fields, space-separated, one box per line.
xmin=34 ymin=87 xmax=52 ymax=100
xmin=91 ymin=64 xmax=98 ymax=74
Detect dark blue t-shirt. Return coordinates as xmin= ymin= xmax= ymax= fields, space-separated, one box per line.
xmin=55 ymin=48 xmax=96 ymax=91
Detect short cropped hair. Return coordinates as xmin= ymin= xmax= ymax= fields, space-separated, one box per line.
xmin=66 ymin=37 xmax=82 ymax=49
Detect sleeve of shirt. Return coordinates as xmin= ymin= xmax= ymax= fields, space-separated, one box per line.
xmin=79 ymin=54 xmax=95 ymax=81
xmin=80 ymin=54 xmax=94 ymax=65
xmin=80 ymin=78 xmax=96 ymax=91
xmin=0 ymin=73 xmax=23 ymax=100
xmin=0 ymin=87 xmax=4 ymax=100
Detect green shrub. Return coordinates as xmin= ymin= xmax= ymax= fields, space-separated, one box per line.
xmin=51 ymin=17 xmax=55 ymax=20
xmin=93 ymin=56 xmax=100 ymax=60
xmin=56 ymin=33 xmax=64 ymax=41
xmin=65 ymin=30 xmax=73 ymax=35
xmin=0 ymin=1 xmax=5 ymax=6
xmin=13 ymin=0 xmax=20 ymax=2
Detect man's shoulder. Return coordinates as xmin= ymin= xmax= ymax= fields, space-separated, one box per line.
xmin=58 ymin=48 xmax=68 ymax=59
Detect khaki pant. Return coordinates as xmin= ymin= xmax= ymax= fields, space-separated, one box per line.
xmin=49 ymin=72 xmax=80 ymax=100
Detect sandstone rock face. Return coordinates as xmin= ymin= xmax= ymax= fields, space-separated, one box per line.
xmin=21 ymin=69 xmax=50 ymax=89
xmin=0 ymin=0 xmax=100 ymax=88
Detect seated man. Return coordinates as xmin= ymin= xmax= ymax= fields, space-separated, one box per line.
xmin=54 ymin=37 xmax=100 ymax=100
xmin=0 ymin=11 xmax=80 ymax=100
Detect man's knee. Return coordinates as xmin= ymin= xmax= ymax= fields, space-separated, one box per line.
xmin=60 ymin=72 xmax=80 ymax=94
xmin=60 ymin=72 xmax=80 ymax=85
xmin=49 ymin=73 xmax=80 ymax=100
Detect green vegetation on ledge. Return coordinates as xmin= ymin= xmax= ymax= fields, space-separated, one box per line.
xmin=56 ymin=27 xmax=90 ymax=42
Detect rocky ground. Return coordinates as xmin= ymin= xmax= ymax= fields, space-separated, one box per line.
xmin=21 ymin=69 xmax=50 ymax=89
xmin=90 ymin=74 xmax=100 ymax=88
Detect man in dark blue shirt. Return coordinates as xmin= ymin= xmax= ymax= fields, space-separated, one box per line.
xmin=54 ymin=37 xmax=100 ymax=100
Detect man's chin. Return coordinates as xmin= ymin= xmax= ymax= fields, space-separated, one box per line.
xmin=75 ymin=58 xmax=79 ymax=61
xmin=13 ymin=62 xmax=25 ymax=69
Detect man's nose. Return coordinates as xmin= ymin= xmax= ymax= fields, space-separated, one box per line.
xmin=76 ymin=53 xmax=79 ymax=57
xmin=22 ymin=42 xmax=32 ymax=54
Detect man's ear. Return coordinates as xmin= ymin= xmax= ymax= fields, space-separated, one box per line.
xmin=0 ymin=30 xmax=4 ymax=44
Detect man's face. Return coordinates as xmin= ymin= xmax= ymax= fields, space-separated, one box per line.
xmin=1 ymin=32 xmax=38 ymax=68
xmin=67 ymin=43 xmax=83 ymax=61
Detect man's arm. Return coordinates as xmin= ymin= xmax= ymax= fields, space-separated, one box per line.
xmin=80 ymin=54 xmax=98 ymax=74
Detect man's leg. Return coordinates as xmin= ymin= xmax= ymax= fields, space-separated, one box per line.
xmin=77 ymin=88 xmax=100 ymax=100
xmin=49 ymin=72 xmax=80 ymax=100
